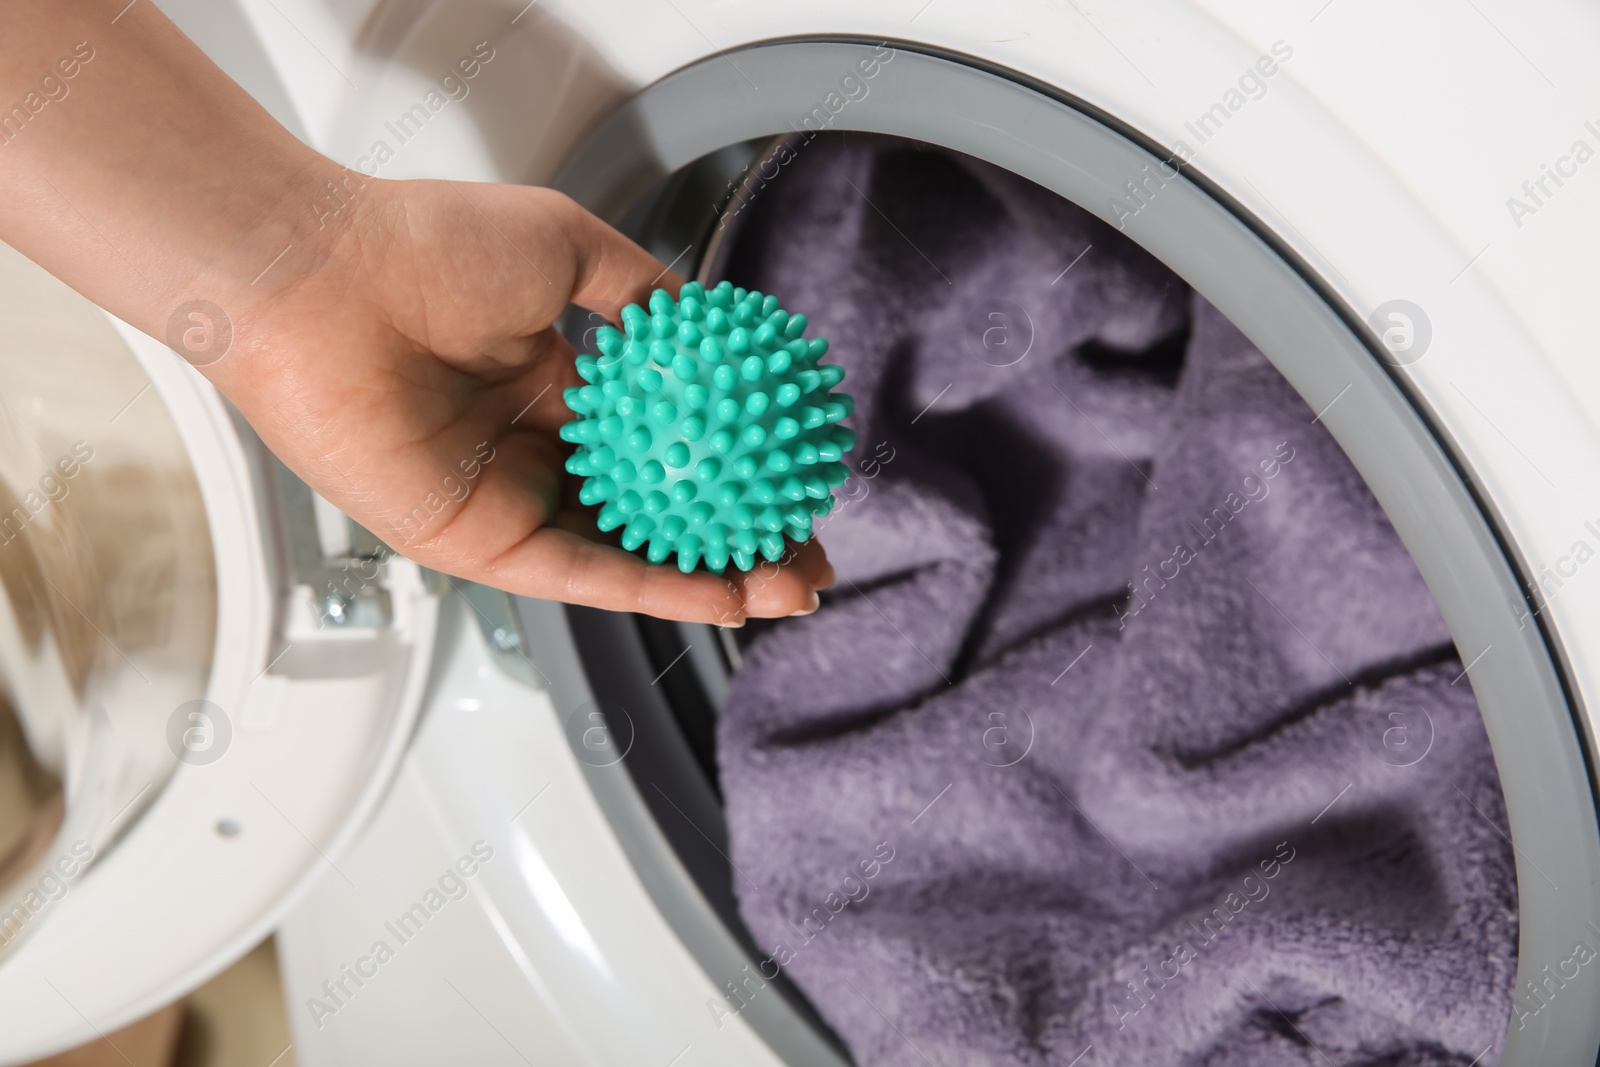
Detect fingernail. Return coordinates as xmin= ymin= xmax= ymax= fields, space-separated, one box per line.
xmin=816 ymin=561 xmax=837 ymax=590
xmin=790 ymin=590 xmax=821 ymax=617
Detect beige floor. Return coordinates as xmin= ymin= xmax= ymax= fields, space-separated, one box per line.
xmin=28 ymin=938 xmax=297 ymax=1067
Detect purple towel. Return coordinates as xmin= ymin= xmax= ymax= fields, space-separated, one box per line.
xmin=715 ymin=138 xmax=1517 ymax=1066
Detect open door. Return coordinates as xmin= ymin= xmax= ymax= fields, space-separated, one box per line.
xmin=0 ymin=240 xmax=440 ymax=1065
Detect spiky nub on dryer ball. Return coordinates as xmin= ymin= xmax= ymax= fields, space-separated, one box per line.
xmin=560 ymin=281 xmax=857 ymax=574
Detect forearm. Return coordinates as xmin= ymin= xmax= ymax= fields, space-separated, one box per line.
xmin=0 ymin=0 xmax=351 ymax=350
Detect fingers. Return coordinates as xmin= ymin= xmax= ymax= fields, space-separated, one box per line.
xmin=790 ymin=536 xmax=836 ymax=590
xmin=484 ymin=526 xmax=750 ymax=625
xmin=559 ymin=198 xmax=687 ymax=321
xmin=466 ymin=506 xmax=834 ymax=625
xmin=727 ymin=537 xmax=835 ymax=619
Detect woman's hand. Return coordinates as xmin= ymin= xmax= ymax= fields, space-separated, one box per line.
xmin=208 ymin=178 xmax=832 ymax=624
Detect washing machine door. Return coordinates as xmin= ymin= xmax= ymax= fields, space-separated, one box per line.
xmin=546 ymin=42 xmax=1600 ymax=1066
xmin=0 ymin=235 xmax=441 ymax=1064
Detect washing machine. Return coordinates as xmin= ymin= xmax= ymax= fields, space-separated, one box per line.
xmin=0 ymin=0 xmax=1597 ymax=1065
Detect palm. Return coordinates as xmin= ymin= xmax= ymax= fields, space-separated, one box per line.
xmin=213 ymin=179 xmax=829 ymax=623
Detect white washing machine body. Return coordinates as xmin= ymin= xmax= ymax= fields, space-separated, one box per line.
xmin=2 ymin=1 xmax=1598 ymax=1065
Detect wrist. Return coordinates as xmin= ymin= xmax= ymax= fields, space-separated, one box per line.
xmin=173 ymin=154 xmax=388 ymax=379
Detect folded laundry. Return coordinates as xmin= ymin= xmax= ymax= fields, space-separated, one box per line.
xmin=715 ymin=136 xmax=1517 ymax=1066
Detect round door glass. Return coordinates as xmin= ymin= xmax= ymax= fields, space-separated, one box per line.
xmin=0 ymin=240 xmax=216 ymax=958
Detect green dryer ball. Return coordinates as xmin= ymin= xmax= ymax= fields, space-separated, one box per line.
xmin=560 ymin=280 xmax=857 ymax=575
